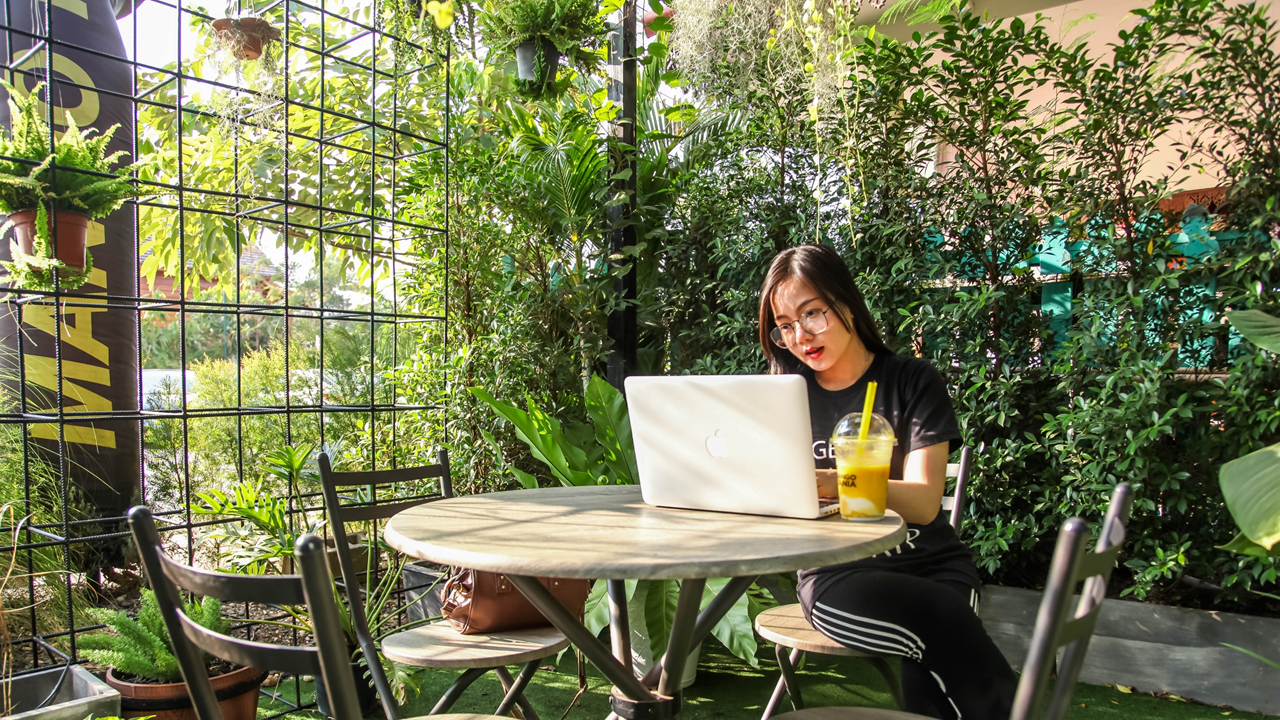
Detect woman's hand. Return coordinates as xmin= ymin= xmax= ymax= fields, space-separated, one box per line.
xmin=886 ymin=441 xmax=950 ymax=524
xmin=816 ymin=469 xmax=838 ymax=499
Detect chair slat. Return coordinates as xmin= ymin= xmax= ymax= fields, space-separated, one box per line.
xmin=329 ymin=464 xmax=445 ymax=488
xmin=159 ymin=554 xmax=308 ymax=605
xmin=339 ymin=498 xmax=438 ymax=523
xmin=1073 ymin=544 xmax=1123 ymax=582
xmin=180 ymin=615 xmax=322 ymax=677
xmin=945 ymin=463 xmax=961 ymax=477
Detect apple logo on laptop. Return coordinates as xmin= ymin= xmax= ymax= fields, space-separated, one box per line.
xmin=705 ymin=430 xmax=728 ymax=458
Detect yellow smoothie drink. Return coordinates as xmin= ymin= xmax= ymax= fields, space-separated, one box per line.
xmin=831 ymin=412 xmax=896 ymax=522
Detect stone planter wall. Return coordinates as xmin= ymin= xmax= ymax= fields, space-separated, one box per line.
xmin=7 ymin=664 xmax=120 ymax=720
xmin=403 ymin=561 xmax=446 ymax=623
xmin=979 ymin=585 xmax=1280 ymax=715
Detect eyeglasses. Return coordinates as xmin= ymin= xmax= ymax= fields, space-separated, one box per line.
xmin=770 ymin=307 xmax=831 ymax=348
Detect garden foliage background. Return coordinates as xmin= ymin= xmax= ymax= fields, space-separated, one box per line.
xmin=12 ymin=0 xmax=1271 ymax=632
xmin=393 ymin=0 xmax=1280 ymax=612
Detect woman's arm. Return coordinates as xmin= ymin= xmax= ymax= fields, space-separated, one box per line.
xmin=887 ymin=441 xmax=950 ymax=524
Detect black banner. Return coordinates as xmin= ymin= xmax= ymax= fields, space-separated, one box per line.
xmin=1 ymin=0 xmax=140 ymax=518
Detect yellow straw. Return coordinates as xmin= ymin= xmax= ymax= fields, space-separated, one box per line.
xmin=858 ymin=382 xmax=878 ymax=440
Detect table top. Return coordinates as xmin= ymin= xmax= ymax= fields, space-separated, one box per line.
xmin=384 ymin=485 xmax=906 ymax=580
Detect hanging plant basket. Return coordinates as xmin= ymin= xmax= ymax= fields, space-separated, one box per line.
xmin=514 ymin=38 xmax=560 ymax=87
xmin=210 ymin=17 xmax=281 ymax=61
xmin=8 ymin=208 xmax=89 ymax=273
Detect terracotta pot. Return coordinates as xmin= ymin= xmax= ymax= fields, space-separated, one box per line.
xmin=642 ymin=7 xmax=675 ymax=38
xmin=8 ymin=208 xmax=89 ymax=272
xmin=211 ymin=17 xmax=281 ymax=60
xmin=105 ymin=665 xmax=267 ymax=720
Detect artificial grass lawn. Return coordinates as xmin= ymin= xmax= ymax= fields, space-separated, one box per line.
xmin=259 ymin=643 xmax=1273 ymax=720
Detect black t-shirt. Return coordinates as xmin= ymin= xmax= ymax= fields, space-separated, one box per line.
xmin=798 ymin=351 xmax=980 ymax=595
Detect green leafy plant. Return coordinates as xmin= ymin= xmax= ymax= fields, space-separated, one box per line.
xmin=479 ymin=0 xmax=606 ymax=99
xmin=263 ymin=443 xmax=319 ymax=525
xmin=470 ymin=374 xmax=635 ymax=488
xmin=190 ymin=477 xmax=325 ymax=574
xmin=1219 ymin=310 xmax=1280 ymax=568
xmin=1212 ymin=309 xmax=1280 ymax=671
xmin=78 ymin=589 xmax=229 ymax=684
xmin=0 ymin=81 xmax=135 ymax=291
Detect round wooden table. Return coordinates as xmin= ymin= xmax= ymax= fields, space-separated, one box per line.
xmin=385 ymin=485 xmax=906 ymax=714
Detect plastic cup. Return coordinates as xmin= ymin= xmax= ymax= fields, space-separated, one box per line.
xmin=831 ymin=413 xmax=896 ymax=522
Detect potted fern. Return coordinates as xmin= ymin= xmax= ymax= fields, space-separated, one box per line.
xmin=79 ymin=590 xmax=267 ymax=720
xmin=0 ymin=82 xmax=136 ymax=292
xmin=480 ymin=0 xmax=606 ymax=99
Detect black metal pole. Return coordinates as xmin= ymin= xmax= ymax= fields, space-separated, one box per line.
xmin=606 ymin=0 xmax=638 ymax=390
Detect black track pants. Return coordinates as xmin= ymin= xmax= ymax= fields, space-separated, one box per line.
xmin=799 ymin=570 xmax=1017 ymax=720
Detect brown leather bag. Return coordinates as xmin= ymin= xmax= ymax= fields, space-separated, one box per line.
xmin=440 ymin=567 xmax=592 ymax=634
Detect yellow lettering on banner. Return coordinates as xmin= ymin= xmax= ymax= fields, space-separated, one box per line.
xmin=48 ymin=0 xmax=89 ymax=18
xmin=23 ymin=354 xmax=118 ymax=448
xmin=25 ymin=303 xmax=109 ymax=366
xmin=24 ymin=356 xmax=111 ymax=411
xmin=8 ymin=51 xmax=99 ymax=126
xmin=30 ymin=423 xmax=115 ymax=448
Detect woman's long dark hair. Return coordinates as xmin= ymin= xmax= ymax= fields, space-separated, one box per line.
xmin=758 ymin=245 xmax=889 ymax=374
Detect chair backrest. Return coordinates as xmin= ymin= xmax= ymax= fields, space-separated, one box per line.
xmin=127 ymin=506 xmax=363 ymax=720
xmin=1009 ymin=483 xmax=1134 ymax=720
xmin=316 ymin=450 xmax=452 ymax=720
xmin=941 ymin=446 xmax=973 ymax=531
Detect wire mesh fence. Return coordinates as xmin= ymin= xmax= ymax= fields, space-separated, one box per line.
xmin=0 ymin=0 xmax=449 ymax=711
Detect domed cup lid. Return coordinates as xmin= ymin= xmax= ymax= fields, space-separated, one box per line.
xmin=832 ymin=412 xmax=896 ymax=444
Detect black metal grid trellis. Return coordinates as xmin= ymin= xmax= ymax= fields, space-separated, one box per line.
xmin=0 ymin=0 xmax=449 ymax=712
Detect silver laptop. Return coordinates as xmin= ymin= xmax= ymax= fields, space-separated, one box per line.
xmin=624 ymin=375 xmax=839 ymax=519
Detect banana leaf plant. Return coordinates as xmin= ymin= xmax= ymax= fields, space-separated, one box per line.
xmin=1217 ymin=310 xmax=1280 ymax=673
xmin=1221 ymin=310 xmax=1280 ymax=569
xmin=470 ymin=374 xmax=794 ymax=667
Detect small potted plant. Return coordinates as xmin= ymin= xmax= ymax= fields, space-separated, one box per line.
xmin=210 ymin=16 xmax=281 ymax=61
xmin=79 ymin=590 xmax=267 ymax=720
xmin=0 ymin=81 xmax=135 ymax=292
xmin=480 ymin=0 xmax=606 ymax=100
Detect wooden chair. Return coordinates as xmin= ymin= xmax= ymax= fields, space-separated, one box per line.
xmin=318 ymin=451 xmax=570 ymax=720
xmin=127 ymin=505 xmax=511 ymax=720
xmin=766 ymin=482 xmax=1133 ymax=720
xmin=757 ymin=448 xmax=972 ymax=718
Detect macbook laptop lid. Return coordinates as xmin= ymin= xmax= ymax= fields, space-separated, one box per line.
xmin=624 ymin=374 xmax=834 ymax=519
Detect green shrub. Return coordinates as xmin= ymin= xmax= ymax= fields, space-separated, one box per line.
xmin=79 ymin=589 xmax=228 ymax=683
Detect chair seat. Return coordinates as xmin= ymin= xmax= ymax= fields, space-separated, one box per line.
xmin=382 ymin=621 xmax=571 ymax=669
xmin=755 ymin=604 xmax=885 ymax=658
xmin=772 ymin=708 xmax=929 ymax=720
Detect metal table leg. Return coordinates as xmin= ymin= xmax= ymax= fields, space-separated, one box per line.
xmin=657 ymin=578 xmax=705 ymax=697
xmin=495 ymin=661 xmax=542 ymax=719
xmin=507 ymin=575 xmax=656 ymax=702
xmin=640 ymin=576 xmax=758 ymax=688
xmin=431 ymin=667 xmax=488 ymax=715
xmin=608 ymin=579 xmax=633 ymax=672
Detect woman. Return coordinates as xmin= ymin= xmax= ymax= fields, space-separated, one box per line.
xmin=759 ymin=245 xmax=1016 ymax=720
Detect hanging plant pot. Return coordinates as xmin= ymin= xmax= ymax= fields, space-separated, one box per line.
xmin=211 ymin=17 xmax=281 ymax=61
xmin=8 ymin=208 xmax=89 ymax=273
xmin=642 ymin=7 xmax=674 ymax=38
xmin=105 ymin=665 xmax=267 ymax=720
xmin=313 ymin=659 xmax=378 ymax=717
xmin=515 ymin=38 xmax=560 ymax=86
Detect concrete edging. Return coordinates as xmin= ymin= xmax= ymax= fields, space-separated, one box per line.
xmin=979 ymin=585 xmax=1280 ymax=715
